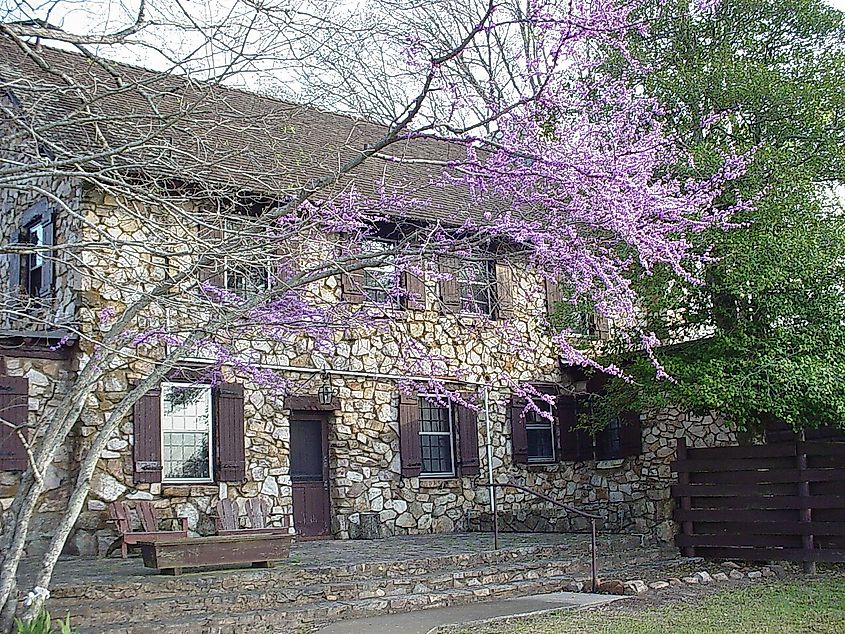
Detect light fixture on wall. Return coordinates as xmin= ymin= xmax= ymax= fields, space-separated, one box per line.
xmin=317 ymin=373 xmax=336 ymax=406
xmin=573 ymin=379 xmax=589 ymax=394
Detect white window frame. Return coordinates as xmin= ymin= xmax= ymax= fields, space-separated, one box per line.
xmin=526 ymin=398 xmax=556 ymax=464
xmin=160 ymin=382 xmax=214 ymax=484
xmin=418 ymin=395 xmax=456 ymax=477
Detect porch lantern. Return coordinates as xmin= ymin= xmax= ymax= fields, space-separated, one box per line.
xmin=317 ymin=377 xmax=336 ymax=406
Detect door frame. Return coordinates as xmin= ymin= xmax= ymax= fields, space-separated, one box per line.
xmin=289 ymin=410 xmax=332 ymax=539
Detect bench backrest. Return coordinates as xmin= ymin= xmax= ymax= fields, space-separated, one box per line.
xmin=216 ymin=498 xmax=239 ymax=531
xmin=246 ymin=497 xmax=270 ymax=529
xmin=108 ymin=501 xmax=132 ymax=535
xmin=136 ymin=501 xmax=159 ymax=532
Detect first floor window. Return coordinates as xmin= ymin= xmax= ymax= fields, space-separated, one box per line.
xmin=526 ymin=399 xmax=556 ymax=463
xmin=596 ymin=415 xmax=623 ymax=458
xmin=419 ymin=397 xmax=455 ymax=476
xmin=161 ymin=383 xmax=213 ymax=482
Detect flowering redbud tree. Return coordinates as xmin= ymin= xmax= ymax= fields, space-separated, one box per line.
xmin=0 ymin=0 xmax=748 ymax=625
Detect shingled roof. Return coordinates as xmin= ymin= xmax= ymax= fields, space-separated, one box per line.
xmin=0 ymin=35 xmax=477 ymax=221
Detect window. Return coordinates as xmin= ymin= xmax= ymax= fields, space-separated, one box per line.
xmin=10 ymin=201 xmax=54 ymax=299
xmin=224 ymin=260 xmax=270 ymax=295
xmin=161 ymin=383 xmax=213 ymax=482
xmin=457 ymin=260 xmax=495 ymax=315
xmin=221 ymin=217 xmax=271 ymax=295
xmin=526 ymin=399 xmax=556 ymax=463
xmin=597 ymin=415 xmax=623 ymax=458
xmin=419 ymin=397 xmax=455 ymax=476
xmin=361 ymin=239 xmax=398 ymax=305
xmin=23 ymin=222 xmax=46 ymax=296
xmin=572 ymin=311 xmax=598 ymax=337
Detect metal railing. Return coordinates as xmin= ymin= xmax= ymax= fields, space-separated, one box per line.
xmin=484 ymin=480 xmax=601 ymax=592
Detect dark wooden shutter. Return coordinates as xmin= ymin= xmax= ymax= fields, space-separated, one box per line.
xmin=0 ymin=376 xmax=29 ymax=471
xmin=198 ymin=222 xmax=224 ymax=286
xmin=340 ymin=240 xmax=365 ymax=305
xmin=7 ymin=229 xmax=23 ymax=295
xmin=545 ymin=277 xmax=562 ymax=321
xmin=617 ymin=411 xmax=643 ymax=457
xmin=495 ymin=262 xmax=513 ymax=319
xmin=39 ymin=207 xmax=55 ymax=299
xmin=398 ymin=392 xmax=421 ymax=477
xmin=403 ymin=266 xmax=426 ymax=310
xmin=438 ymin=255 xmax=461 ymax=313
xmin=456 ymin=397 xmax=480 ymax=476
xmin=214 ymin=383 xmax=246 ymax=482
xmin=510 ymin=395 xmax=529 ymax=465
xmin=558 ymin=395 xmax=592 ymax=461
xmin=133 ymin=387 xmax=163 ymax=483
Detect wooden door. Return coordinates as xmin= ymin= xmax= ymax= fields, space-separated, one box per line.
xmin=290 ymin=414 xmax=332 ymax=538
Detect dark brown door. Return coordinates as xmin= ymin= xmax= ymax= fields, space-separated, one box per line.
xmin=290 ymin=414 xmax=332 ymax=537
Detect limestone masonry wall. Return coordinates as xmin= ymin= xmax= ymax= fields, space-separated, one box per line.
xmin=0 ymin=189 xmax=737 ymax=557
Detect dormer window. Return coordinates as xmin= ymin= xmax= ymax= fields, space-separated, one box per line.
xmin=9 ymin=200 xmax=54 ymax=299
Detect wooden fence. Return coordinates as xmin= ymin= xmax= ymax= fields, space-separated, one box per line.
xmin=671 ymin=438 xmax=845 ymax=564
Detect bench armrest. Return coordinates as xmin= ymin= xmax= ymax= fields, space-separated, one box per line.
xmin=178 ymin=517 xmax=189 ymax=531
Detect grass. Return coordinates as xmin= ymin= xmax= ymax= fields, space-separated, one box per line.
xmin=449 ymin=575 xmax=845 ymax=634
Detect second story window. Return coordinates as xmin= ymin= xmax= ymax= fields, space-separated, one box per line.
xmin=361 ymin=239 xmax=398 ymax=305
xmin=9 ymin=200 xmax=54 ymax=300
xmin=457 ymin=259 xmax=496 ymax=315
xmin=224 ymin=260 xmax=270 ymax=295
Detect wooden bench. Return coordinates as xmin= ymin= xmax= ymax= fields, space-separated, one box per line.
xmin=139 ymin=533 xmax=293 ymax=575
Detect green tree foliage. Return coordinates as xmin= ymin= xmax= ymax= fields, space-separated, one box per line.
xmin=603 ymin=0 xmax=845 ymax=432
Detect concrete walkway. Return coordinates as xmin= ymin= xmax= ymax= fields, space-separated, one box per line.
xmin=316 ymin=592 xmax=626 ymax=634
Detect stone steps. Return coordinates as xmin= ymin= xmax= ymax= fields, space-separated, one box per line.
xmin=87 ymin=574 xmax=583 ymax=634
xmin=47 ymin=535 xmax=653 ymax=633
xmin=49 ymin=540 xmax=600 ymax=601
xmin=50 ymin=557 xmax=584 ymax=625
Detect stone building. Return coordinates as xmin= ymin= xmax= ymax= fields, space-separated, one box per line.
xmin=0 ymin=37 xmax=735 ymax=557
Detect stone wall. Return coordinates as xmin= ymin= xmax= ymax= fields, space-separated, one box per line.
xmin=0 ymin=187 xmax=739 ymax=556
xmin=0 ymin=101 xmax=80 ymax=330
xmin=0 ymin=355 xmax=76 ymax=558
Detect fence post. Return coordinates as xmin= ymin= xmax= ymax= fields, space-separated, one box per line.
xmin=796 ymin=433 xmax=816 ymax=574
xmin=676 ymin=438 xmax=695 ymax=557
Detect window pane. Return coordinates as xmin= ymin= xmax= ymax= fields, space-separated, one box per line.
xmin=526 ymin=399 xmax=555 ymax=462
xmin=527 ymin=427 xmax=555 ymax=462
xmin=161 ymin=384 xmax=212 ymax=480
xmin=421 ymin=434 xmax=453 ymax=475
xmin=604 ymin=417 xmax=623 ymax=454
xmin=419 ymin=399 xmax=450 ymax=432
xmin=164 ymin=432 xmax=210 ymax=479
